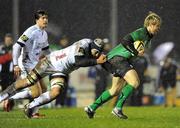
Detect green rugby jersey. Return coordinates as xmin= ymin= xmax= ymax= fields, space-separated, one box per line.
xmin=107 ymin=27 xmax=153 ymax=60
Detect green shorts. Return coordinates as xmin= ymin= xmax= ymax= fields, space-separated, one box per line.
xmin=102 ymin=56 xmax=133 ymax=77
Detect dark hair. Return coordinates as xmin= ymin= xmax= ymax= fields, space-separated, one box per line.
xmin=34 ymin=10 xmax=48 ymax=20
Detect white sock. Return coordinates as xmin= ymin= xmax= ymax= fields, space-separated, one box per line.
xmin=0 ymin=93 xmax=9 ymax=102
xmin=10 ymin=88 xmax=32 ymax=100
xmin=28 ymin=91 xmax=51 ymax=109
xmin=32 ymin=107 xmax=40 ymax=114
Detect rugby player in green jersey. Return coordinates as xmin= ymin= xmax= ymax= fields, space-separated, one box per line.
xmin=85 ymin=12 xmax=161 ymax=119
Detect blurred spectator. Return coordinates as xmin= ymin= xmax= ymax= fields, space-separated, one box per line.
xmin=50 ymin=35 xmax=70 ymax=51
xmin=88 ymin=38 xmax=112 ymax=100
xmin=50 ymin=36 xmax=70 ymax=107
xmin=0 ymin=33 xmax=15 ymax=111
xmin=158 ymin=57 xmax=178 ymax=107
xmin=102 ymin=38 xmax=112 ymax=54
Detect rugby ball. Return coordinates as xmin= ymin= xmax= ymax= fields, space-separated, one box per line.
xmin=134 ymin=40 xmax=144 ymax=51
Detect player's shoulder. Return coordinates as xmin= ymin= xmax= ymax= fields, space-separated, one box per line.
xmin=72 ymin=38 xmax=92 ymax=49
xmin=130 ymin=27 xmax=147 ymax=39
xmin=24 ymin=25 xmax=40 ymax=35
xmin=25 ymin=25 xmax=38 ymax=32
xmin=133 ymin=27 xmax=146 ymax=33
xmin=79 ymin=38 xmax=93 ymax=44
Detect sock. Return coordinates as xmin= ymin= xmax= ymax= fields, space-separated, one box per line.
xmin=32 ymin=107 xmax=40 ymax=114
xmin=0 ymin=83 xmax=16 ymax=102
xmin=28 ymin=91 xmax=51 ymax=109
xmin=115 ymin=84 xmax=134 ymax=110
xmin=0 ymin=93 xmax=9 ymax=102
xmin=90 ymin=90 xmax=112 ymax=111
xmin=10 ymin=88 xmax=32 ymax=100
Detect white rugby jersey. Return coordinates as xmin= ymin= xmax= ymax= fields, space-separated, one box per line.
xmin=16 ymin=25 xmax=49 ymax=70
xmin=48 ymin=38 xmax=92 ymax=74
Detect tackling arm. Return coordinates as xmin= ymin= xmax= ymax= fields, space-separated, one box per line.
xmin=74 ymin=56 xmax=97 ymax=67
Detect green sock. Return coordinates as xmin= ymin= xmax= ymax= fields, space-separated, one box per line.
xmin=90 ymin=90 xmax=112 ymax=111
xmin=115 ymin=84 xmax=134 ymax=110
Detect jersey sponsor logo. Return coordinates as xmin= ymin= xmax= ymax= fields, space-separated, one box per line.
xmin=20 ymin=35 xmax=29 ymax=42
xmin=55 ymin=53 xmax=67 ymax=61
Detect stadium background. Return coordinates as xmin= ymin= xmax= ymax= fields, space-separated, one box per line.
xmin=0 ymin=1 xmax=180 ymax=128
xmin=0 ymin=0 xmax=180 ymax=107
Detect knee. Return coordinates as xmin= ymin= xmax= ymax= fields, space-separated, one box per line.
xmin=50 ymin=77 xmax=65 ymax=98
xmin=26 ymin=74 xmax=39 ymax=87
xmin=50 ymin=87 xmax=61 ymax=98
xmin=31 ymin=89 xmax=41 ymax=98
xmin=129 ymin=79 xmax=140 ymax=89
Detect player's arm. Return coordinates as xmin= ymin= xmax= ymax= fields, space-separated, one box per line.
xmin=74 ymin=56 xmax=97 ymax=67
xmin=39 ymin=45 xmax=51 ymax=59
xmin=13 ymin=42 xmax=23 ymax=77
xmin=74 ymin=45 xmax=97 ymax=67
xmin=13 ymin=42 xmax=23 ymax=66
xmin=121 ymin=34 xmax=138 ymax=56
xmin=74 ymin=54 xmax=106 ymax=67
xmin=13 ymin=32 xmax=31 ymax=77
xmin=42 ymin=46 xmax=50 ymax=55
xmin=41 ymin=32 xmax=51 ymax=57
xmin=74 ymin=44 xmax=106 ymax=67
xmin=13 ymin=33 xmax=29 ymax=66
xmin=73 ymin=39 xmax=95 ymax=67
xmin=40 ymin=32 xmax=51 ymax=59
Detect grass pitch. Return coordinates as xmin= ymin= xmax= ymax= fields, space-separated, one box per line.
xmin=0 ymin=106 xmax=179 ymax=128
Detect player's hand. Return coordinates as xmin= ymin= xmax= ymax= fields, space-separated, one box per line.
xmin=138 ymin=49 xmax=145 ymax=56
xmin=39 ymin=55 xmax=46 ymax=60
xmin=96 ymin=54 xmax=107 ymax=64
xmin=14 ymin=65 xmax=21 ymax=78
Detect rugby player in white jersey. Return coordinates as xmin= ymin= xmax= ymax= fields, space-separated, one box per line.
xmin=6 ymin=10 xmax=50 ymax=118
xmin=0 ymin=38 xmax=106 ymax=118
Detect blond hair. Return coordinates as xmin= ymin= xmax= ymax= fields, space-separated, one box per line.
xmin=144 ymin=12 xmax=162 ymax=27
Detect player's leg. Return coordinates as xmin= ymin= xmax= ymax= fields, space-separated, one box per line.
xmin=0 ymin=58 xmax=48 ymax=102
xmin=29 ymin=83 xmax=42 ymax=98
xmin=85 ymin=77 xmax=125 ymax=118
xmin=5 ymin=69 xmax=39 ymax=110
xmin=9 ymin=82 xmax=42 ymax=101
xmin=39 ymin=77 xmax=48 ymax=94
xmin=0 ymin=70 xmax=41 ymax=102
xmin=24 ymin=75 xmax=66 ymax=118
xmin=31 ymin=77 xmax=48 ymax=118
xmin=6 ymin=78 xmax=44 ymax=113
xmin=112 ymin=69 xmax=140 ymax=119
xmin=85 ymin=56 xmax=129 ymax=118
xmin=9 ymin=88 xmax=32 ymax=100
xmin=10 ymin=75 xmax=47 ymax=101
